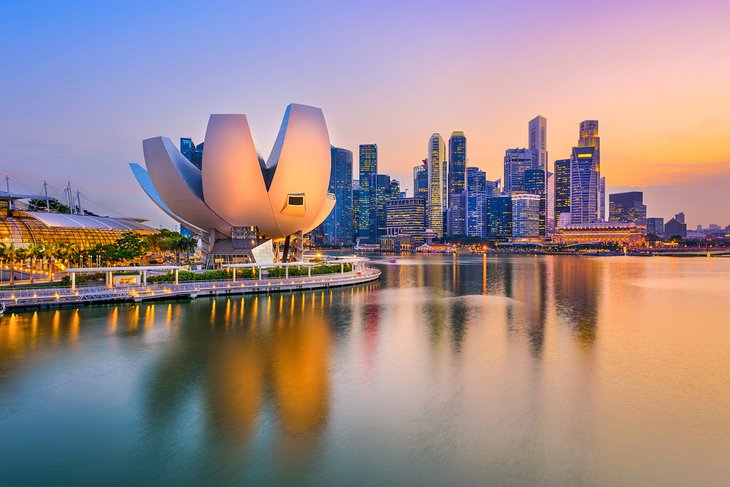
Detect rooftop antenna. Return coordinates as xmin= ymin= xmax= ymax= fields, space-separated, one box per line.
xmin=43 ymin=180 xmax=51 ymax=212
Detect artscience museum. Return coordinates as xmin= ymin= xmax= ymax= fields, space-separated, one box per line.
xmin=131 ymin=103 xmax=336 ymax=266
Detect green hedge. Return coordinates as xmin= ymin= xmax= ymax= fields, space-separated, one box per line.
xmin=147 ymin=269 xmax=256 ymax=283
xmin=266 ymin=263 xmax=352 ymax=278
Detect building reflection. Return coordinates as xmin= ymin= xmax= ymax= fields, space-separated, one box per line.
xmin=553 ymin=257 xmax=601 ymax=345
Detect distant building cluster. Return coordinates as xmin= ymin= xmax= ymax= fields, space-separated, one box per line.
xmin=178 ymin=116 xmax=722 ymax=250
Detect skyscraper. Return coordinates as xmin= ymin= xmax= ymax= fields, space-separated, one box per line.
xmin=504 ymin=148 xmax=536 ymax=194
xmin=427 ymin=134 xmax=446 ymax=237
xmin=570 ymin=146 xmax=600 ymax=224
xmin=525 ymin=168 xmax=546 ymax=237
xmin=352 ymin=179 xmax=360 ymax=238
xmin=320 ymin=146 xmax=353 ymax=245
xmin=647 ymin=217 xmax=665 ymax=237
xmin=511 ymin=193 xmax=541 ymax=241
xmin=447 ymin=131 xmax=467 ymax=236
xmin=528 ymin=116 xmax=547 ymax=169
xmin=554 ymin=159 xmax=571 ymax=226
xmin=375 ymin=173 xmax=392 ymax=238
xmin=180 ymin=137 xmax=204 ymax=170
xmin=609 ymin=191 xmax=647 ymax=230
xmin=413 ymin=161 xmax=429 ymax=200
xmin=578 ymin=120 xmax=602 ymax=221
xmin=358 ymin=144 xmax=378 ymax=242
xmin=466 ymin=167 xmax=487 ymax=238
xmin=487 ymin=195 xmax=512 ymax=240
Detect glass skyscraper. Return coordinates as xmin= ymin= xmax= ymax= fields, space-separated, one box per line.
xmin=320 ymin=146 xmax=353 ymax=245
xmin=447 ymin=131 xmax=467 ymax=236
xmin=528 ymin=116 xmax=547 ymax=169
xmin=578 ymin=120 xmax=602 ymax=221
xmin=511 ymin=193 xmax=541 ymax=241
xmin=570 ymin=146 xmax=599 ymax=224
xmin=525 ymin=168 xmax=546 ymax=237
xmin=358 ymin=144 xmax=378 ymax=242
xmin=466 ymin=167 xmax=487 ymax=238
xmin=413 ymin=162 xmax=429 ymax=201
xmin=487 ymin=195 xmax=512 ymax=240
xmin=503 ymin=148 xmax=536 ymax=194
xmin=554 ymin=159 xmax=571 ymax=226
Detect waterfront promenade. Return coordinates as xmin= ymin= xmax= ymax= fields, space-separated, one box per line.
xmin=0 ymin=266 xmax=381 ymax=312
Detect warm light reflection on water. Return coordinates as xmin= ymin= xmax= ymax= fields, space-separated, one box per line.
xmin=0 ymin=255 xmax=729 ymax=486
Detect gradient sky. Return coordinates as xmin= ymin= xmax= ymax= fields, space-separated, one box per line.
xmin=2 ymin=0 xmax=729 ymax=228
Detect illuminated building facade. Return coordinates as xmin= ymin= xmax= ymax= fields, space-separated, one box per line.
xmin=554 ymin=158 xmax=571 ymax=223
xmin=552 ymin=222 xmax=645 ymax=246
xmin=647 ymin=217 xmax=664 ymax=237
xmin=466 ymin=167 xmax=487 ymax=238
xmin=358 ymin=144 xmax=378 ymax=242
xmin=511 ymin=193 xmax=541 ymax=242
xmin=448 ymin=131 xmax=467 ymax=236
xmin=487 ymin=195 xmax=512 ymax=240
xmin=525 ymin=168 xmax=546 ymax=237
xmin=578 ymin=120 xmax=603 ymax=221
xmin=413 ymin=163 xmax=429 ymax=200
xmin=320 ymin=146 xmax=353 ymax=245
xmin=504 ymin=148 xmax=536 ymax=194
xmin=570 ymin=146 xmax=599 ymax=225
xmin=427 ymin=134 xmax=446 ymax=237
xmin=609 ymin=191 xmax=647 ymax=231
xmin=382 ymin=196 xmax=427 ymax=250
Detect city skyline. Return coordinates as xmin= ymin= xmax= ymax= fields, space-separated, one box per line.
xmin=2 ymin=0 xmax=729 ymax=228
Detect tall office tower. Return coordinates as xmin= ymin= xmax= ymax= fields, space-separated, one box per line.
xmin=389 ymin=179 xmax=400 ymax=199
xmin=320 ymin=146 xmax=353 ymax=245
xmin=466 ymin=167 xmax=487 ymax=238
xmin=578 ymin=120 xmax=602 ymax=220
xmin=358 ymin=144 xmax=378 ymax=242
xmin=427 ymin=134 xmax=446 ymax=237
xmin=413 ymin=162 xmax=429 ymax=200
xmin=525 ymin=168 xmax=546 ymax=237
xmin=570 ymin=146 xmax=600 ymax=224
xmin=375 ymin=174 xmax=392 ymax=238
xmin=180 ymin=138 xmax=204 ymax=170
xmin=487 ymin=195 xmax=513 ymax=240
xmin=504 ymin=148 xmax=536 ymax=193
xmin=646 ymin=217 xmax=665 ymax=237
xmin=554 ymin=159 xmax=571 ymax=226
xmin=447 ymin=131 xmax=467 ymax=237
xmin=352 ymin=180 xmax=360 ymax=239
xmin=609 ymin=191 xmax=647 ymax=230
xmin=528 ymin=116 xmax=548 ymax=169
xmin=511 ymin=193 xmax=541 ymax=241
xmin=447 ymin=192 xmax=466 ymax=236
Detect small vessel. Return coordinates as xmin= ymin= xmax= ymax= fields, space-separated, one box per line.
xmin=0 ymin=302 xmax=5 ymax=315
xmin=386 ymin=258 xmax=397 ymax=264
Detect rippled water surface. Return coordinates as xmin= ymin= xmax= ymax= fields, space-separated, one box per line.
xmin=1 ymin=255 xmax=729 ymax=486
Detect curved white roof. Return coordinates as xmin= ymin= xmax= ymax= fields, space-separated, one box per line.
xmin=22 ymin=212 xmax=154 ymax=231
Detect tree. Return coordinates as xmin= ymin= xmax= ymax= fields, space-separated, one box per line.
xmin=112 ymin=232 xmax=150 ymax=263
xmin=0 ymin=243 xmax=21 ymax=286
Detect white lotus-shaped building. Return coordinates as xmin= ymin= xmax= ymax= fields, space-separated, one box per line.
xmin=130 ymin=103 xmax=335 ymax=263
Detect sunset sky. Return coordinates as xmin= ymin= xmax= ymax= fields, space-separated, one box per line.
xmin=2 ymin=0 xmax=729 ymax=228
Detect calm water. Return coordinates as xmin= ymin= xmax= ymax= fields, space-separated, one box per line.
xmin=1 ymin=255 xmax=729 ymax=486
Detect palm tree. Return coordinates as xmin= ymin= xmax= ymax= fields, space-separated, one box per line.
xmin=26 ymin=243 xmax=43 ymax=284
xmin=0 ymin=243 xmax=21 ymax=286
xmin=41 ymin=241 xmax=61 ymax=282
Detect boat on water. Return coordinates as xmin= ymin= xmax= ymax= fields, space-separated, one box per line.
xmin=0 ymin=302 xmax=5 ymax=315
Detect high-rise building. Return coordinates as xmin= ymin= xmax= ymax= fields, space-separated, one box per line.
xmin=427 ymin=134 xmax=446 ymax=237
xmin=511 ymin=193 xmax=541 ymax=242
xmin=554 ymin=158 xmax=571 ymax=226
xmin=180 ymin=138 xmax=204 ymax=170
xmin=447 ymin=192 xmax=466 ymax=236
xmin=358 ymin=144 xmax=378 ymax=242
xmin=570 ymin=146 xmax=600 ymax=224
xmin=528 ymin=116 xmax=547 ymax=169
xmin=447 ymin=131 xmax=467 ymax=237
xmin=375 ymin=174 xmax=392 ymax=238
xmin=674 ymin=212 xmax=686 ymax=224
xmin=578 ymin=120 xmax=602 ymax=220
xmin=466 ymin=167 xmax=487 ymax=238
xmin=487 ymin=195 xmax=512 ymax=240
xmin=609 ymin=191 xmax=647 ymax=231
xmin=525 ymin=168 xmax=546 ymax=237
xmin=352 ymin=180 xmax=360 ymax=238
xmin=647 ymin=217 xmax=665 ymax=237
xmin=385 ymin=197 xmax=427 ymax=237
xmin=320 ymin=146 xmax=353 ymax=245
xmin=413 ymin=161 xmax=429 ymax=200
xmin=504 ymin=148 xmax=536 ymax=194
